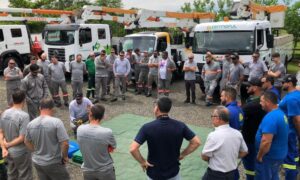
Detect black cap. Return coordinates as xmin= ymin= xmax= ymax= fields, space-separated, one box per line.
xmin=282 ymin=74 xmax=297 ymax=84
xmin=75 ymin=92 xmax=83 ymax=100
xmin=244 ymin=78 xmax=262 ymax=87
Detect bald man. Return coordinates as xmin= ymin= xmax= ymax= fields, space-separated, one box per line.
xmin=183 ymin=54 xmax=197 ymax=104
xmin=85 ymin=52 xmax=96 ymax=99
xmin=37 ymin=52 xmax=52 ymax=95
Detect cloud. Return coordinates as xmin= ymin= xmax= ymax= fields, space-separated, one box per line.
xmin=122 ymin=0 xmax=194 ymax=11
xmin=1 ymin=0 xmax=9 ymax=8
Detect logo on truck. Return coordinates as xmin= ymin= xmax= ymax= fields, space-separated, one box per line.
xmin=207 ymin=24 xmax=238 ymax=31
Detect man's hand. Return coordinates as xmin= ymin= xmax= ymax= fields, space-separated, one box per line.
xmin=256 ymin=155 xmax=263 ymax=163
xmin=62 ymin=156 xmax=69 ymax=165
xmin=140 ymin=160 xmax=154 ymax=172
xmin=3 ymin=139 xmax=9 ymax=149
xmin=2 ymin=147 xmax=8 ymax=158
xmin=179 ymin=154 xmax=185 ymax=160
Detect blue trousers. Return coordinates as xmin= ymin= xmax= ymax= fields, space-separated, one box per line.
xmin=242 ymin=143 xmax=256 ymax=180
xmin=255 ymin=159 xmax=283 ymax=180
xmin=283 ymin=132 xmax=298 ymax=180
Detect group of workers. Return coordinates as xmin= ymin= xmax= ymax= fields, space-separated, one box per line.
xmin=0 ymin=46 xmax=299 ymax=180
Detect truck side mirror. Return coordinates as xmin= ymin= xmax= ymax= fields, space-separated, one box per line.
xmin=267 ymin=34 xmax=274 ymax=48
xmin=161 ymin=42 xmax=167 ymax=51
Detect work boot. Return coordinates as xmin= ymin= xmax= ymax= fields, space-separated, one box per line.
xmin=184 ymin=99 xmax=190 ymax=103
xmin=91 ymin=90 xmax=95 ymax=99
xmin=110 ymin=97 xmax=118 ymax=102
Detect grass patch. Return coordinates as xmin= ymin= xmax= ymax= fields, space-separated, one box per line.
xmin=287 ymin=61 xmax=299 ymax=74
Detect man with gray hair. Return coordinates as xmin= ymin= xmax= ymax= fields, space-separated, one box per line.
xmin=70 ymin=54 xmax=87 ymax=99
xmin=137 ymin=51 xmax=150 ymax=95
xmin=183 ymin=53 xmax=197 ymax=104
xmin=37 ymin=52 xmax=52 ymax=94
xmin=25 ymin=98 xmax=70 ymax=180
xmin=202 ymin=106 xmax=248 ymax=179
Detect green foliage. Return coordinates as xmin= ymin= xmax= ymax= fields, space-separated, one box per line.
xmin=95 ymin=0 xmax=123 ymax=8
xmin=284 ymin=2 xmax=300 ymax=53
xmin=254 ymin=0 xmax=278 ymax=5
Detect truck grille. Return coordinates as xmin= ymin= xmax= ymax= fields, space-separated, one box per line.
xmin=48 ymin=48 xmax=65 ymax=62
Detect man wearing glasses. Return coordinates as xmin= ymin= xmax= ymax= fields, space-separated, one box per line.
xmin=202 ymin=106 xmax=248 ymax=179
xmin=219 ymin=52 xmax=232 ymax=92
xmin=4 ymin=58 xmax=23 ymax=107
xmin=183 ymin=53 xmax=197 ymax=104
xmin=21 ymin=64 xmax=48 ymax=120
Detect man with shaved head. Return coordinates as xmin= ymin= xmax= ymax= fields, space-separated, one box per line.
xmin=85 ymin=52 xmax=96 ymax=99
xmin=183 ymin=53 xmax=197 ymax=104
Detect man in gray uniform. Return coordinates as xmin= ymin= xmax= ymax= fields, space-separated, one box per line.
xmin=0 ymin=90 xmax=32 ymax=180
xmin=137 ymin=51 xmax=149 ymax=95
xmin=146 ymin=50 xmax=160 ymax=97
xmin=248 ymin=52 xmax=268 ymax=82
xmin=25 ymin=98 xmax=70 ymax=180
xmin=227 ymin=53 xmax=244 ymax=91
xmin=21 ymin=64 xmax=49 ymax=120
xmin=70 ymin=54 xmax=87 ymax=99
xmin=37 ymin=52 xmax=51 ymax=94
xmin=183 ymin=54 xmax=197 ymax=104
xmin=158 ymin=51 xmax=176 ymax=97
xmin=133 ymin=48 xmax=142 ymax=92
xmin=220 ymin=52 xmax=232 ymax=92
xmin=23 ymin=56 xmax=42 ymax=77
xmin=4 ymin=58 xmax=23 ymax=107
xmin=202 ymin=54 xmax=221 ymax=106
xmin=106 ymin=48 xmax=117 ymax=95
xmin=48 ymin=55 xmax=69 ymax=107
xmin=111 ymin=51 xmax=131 ymax=102
xmin=77 ymin=104 xmax=117 ymax=180
xmin=268 ymin=52 xmax=286 ymax=95
xmin=95 ymin=50 xmax=110 ymax=103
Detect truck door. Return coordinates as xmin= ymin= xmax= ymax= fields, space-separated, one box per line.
xmin=0 ymin=29 xmax=5 ymax=53
xmin=95 ymin=28 xmax=111 ymax=53
xmin=79 ymin=28 xmax=93 ymax=58
xmin=7 ymin=27 xmax=30 ymax=55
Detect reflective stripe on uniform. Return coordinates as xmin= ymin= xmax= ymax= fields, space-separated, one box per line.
xmin=0 ymin=159 xmax=4 ymax=164
xmin=282 ymin=164 xmax=297 ymax=170
xmin=63 ymin=93 xmax=69 ymax=97
xmin=245 ymin=169 xmax=255 ymax=176
xmin=295 ymin=157 xmax=299 ymax=162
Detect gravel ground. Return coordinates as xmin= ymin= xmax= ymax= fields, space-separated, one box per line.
xmin=0 ymin=78 xmax=247 ymax=180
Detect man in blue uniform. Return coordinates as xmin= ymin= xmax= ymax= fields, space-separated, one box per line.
xmin=279 ymin=74 xmax=300 ymax=179
xmin=256 ymin=91 xmax=289 ymax=179
xmin=220 ymin=87 xmax=244 ymax=130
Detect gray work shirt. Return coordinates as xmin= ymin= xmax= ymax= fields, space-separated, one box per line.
xmin=0 ymin=108 xmax=30 ymax=158
xmin=77 ymin=124 xmax=116 ymax=172
xmin=48 ymin=62 xmax=66 ymax=82
xmin=202 ymin=61 xmax=221 ymax=81
xmin=37 ymin=59 xmax=50 ymax=80
xmin=113 ymin=58 xmax=131 ymax=76
xmin=221 ymin=59 xmax=232 ymax=80
xmin=270 ymin=63 xmax=285 ymax=87
xmin=106 ymin=55 xmax=117 ymax=72
xmin=184 ymin=61 xmax=197 ymax=80
xmin=228 ymin=63 xmax=244 ymax=85
xmin=26 ymin=116 xmax=69 ymax=166
xmin=70 ymin=61 xmax=86 ymax=82
xmin=158 ymin=58 xmax=176 ymax=80
xmin=4 ymin=67 xmax=22 ymax=89
xmin=95 ymin=57 xmax=110 ymax=78
xmin=139 ymin=56 xmax=149 ymax=72
xmin=134 ymin=54 xmax=142 ymax=71
xmin=148 ymin=56 xmax=160 ymax=76
xmin=21 ymin=73 xmax=48 ymax=101
xmin=248 ymin=60 xmax=268 ymax=81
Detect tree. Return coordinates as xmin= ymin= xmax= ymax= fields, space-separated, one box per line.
xmin=284 ymin=2 xmax=300 ymax=55
xmin=95 ymin=0 xmax=123 ymax=8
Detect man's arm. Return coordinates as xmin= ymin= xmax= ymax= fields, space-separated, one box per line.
xmin=201 ymin=154 xmax=210 ymax=162
xmin=42 ymin=77 xmax=49 ymax=98
xmin=125 ymin=60 xmax=131 ymax=76
xmin=179 ymin=136 xmax=201 ymax=160
xmin=293 ymin=116 xmax=300 ymax=137
xmin=239 ymin=151 xmax=248 ymax=158
xmin=3 ymin=135 xmax=25 ymax=149
xmin=24 ymin=139 xmax=34 ymax=152
xmin=257 ymin=134 xmax=273 ymax=162
xmin=0 ymin=129 xmax=8 ymax=157
xmin=130 ymin=141 xmax=153 ymax=171
xmin=60 ymin=140 xmax=69 ymax=164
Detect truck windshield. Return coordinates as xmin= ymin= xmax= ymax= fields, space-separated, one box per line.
xmin=193 ymin=31 xmax=254 ymax=55
xmin=45 ymin=30 xmax=75 ymax=45
xmin=123 ymin=36 xmax=156 ymax=52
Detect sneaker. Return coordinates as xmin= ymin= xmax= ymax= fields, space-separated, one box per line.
xmin=110 ymin=98 xmax=117 ymax=102
xmin=184 ymin=99 xmax=190 ymax=103
xmin=100 ymin=98 xmax=107 ymax=101
xmin=205 ymin=102 xmax=213 ymax=107
xmin=146 ymin=93 xmax=152 ymax=97
xmin=64 ymin=102 xmax=69 ymax=107
xmin=56 ymin=103 xmax=62 ymax=107
xmin=191 ymin=101 xmax=196 ymax=105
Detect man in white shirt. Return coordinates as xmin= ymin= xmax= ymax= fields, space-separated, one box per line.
xmin=69 ymin=93 xmax=93 ymax=137
xmin=202 ymin=106 xmax=248 ymax=179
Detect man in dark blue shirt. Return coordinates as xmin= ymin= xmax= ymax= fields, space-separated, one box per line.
xmin=220 ymin=87 xmax=244 ymax=130
xmin=130 ymin=97 xmax=201 ymax=180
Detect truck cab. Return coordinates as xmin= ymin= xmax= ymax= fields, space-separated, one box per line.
xmin=0 ymin=25 xmax=32 ymax=70
xmin=43 ymin=24 xmax=111 ymax=71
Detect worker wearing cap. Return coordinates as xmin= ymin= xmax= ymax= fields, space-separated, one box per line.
xmin=69 ymin=93 xmax=93 ymax=137
xmin=202 ymin=54 xmax=221 ymax=106
xmin=70 ymin=54 xmax=87 ymax=99
xmin=85 ymin=52 xmax=96 ymax=99
xmin=219 ymin=52 xmax=232 ymax=92
xmin=146 ymin=50 xmax=160 ymax=97
xmin=48 ymin=55 xmax=69 ymax=107
xmin=21 ymin=64 xmax=48 ymax=120
xmin=241 ymin=78 xmax=266 ymax=180
xmin=4 ymin=58 xmax=23 ymax=107
xmin=157 ymin=51 xmax=176 ymax=97
xmin=23 ymin=56 xmax=43 ymax=77
xmin=279 ymin=74 xmax=300 ymax=179
xmin=137 ymin=51 xmax=150 ymax=95
xmin=226 ymin=53 xmax=244 ymax=93
xmin=261 ymin=76 xmax=281 ymax=101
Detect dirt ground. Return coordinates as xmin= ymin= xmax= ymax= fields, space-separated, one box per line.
xmin=0 ymin=78 xmax=243 ymax=180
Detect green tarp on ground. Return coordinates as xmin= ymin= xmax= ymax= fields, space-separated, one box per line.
xmin=73 ymin=114 xmax=212 ymax=180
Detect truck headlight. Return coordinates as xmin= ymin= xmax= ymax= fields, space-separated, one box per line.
xmin=69 ymin=54 xmax=75 ymax=61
